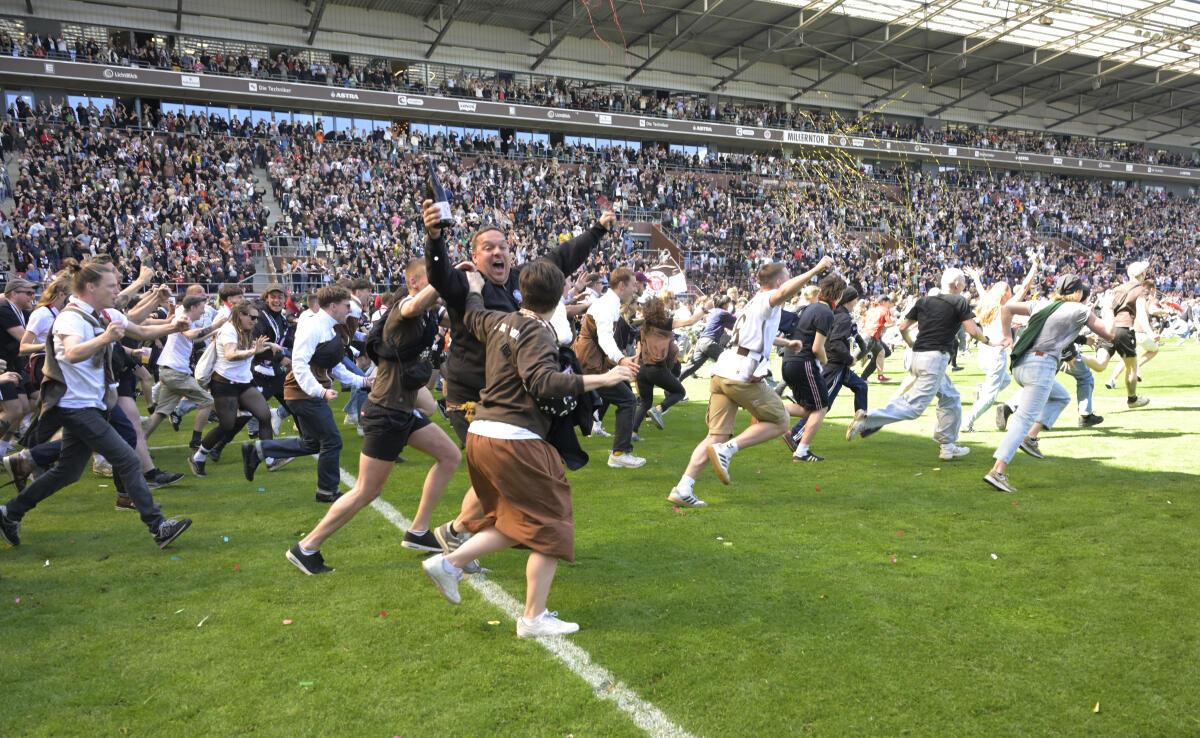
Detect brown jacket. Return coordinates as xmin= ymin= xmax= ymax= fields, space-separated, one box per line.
xmin=465 ymin=293 xmax=584 ymax=440
xmin=637 ymin=324 xmax=678 ymax=366
xmin=572 ymin=314 xmax=614 ymax=374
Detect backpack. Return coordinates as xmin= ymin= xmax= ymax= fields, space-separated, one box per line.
xmin=193 ymin=340 xmax=217 ymax=387
xmin=365 ymin=300 xmax=438 ymax=390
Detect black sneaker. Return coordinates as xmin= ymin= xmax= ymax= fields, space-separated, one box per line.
xmin=286 ymin=543 xmax=334 ymax=575
xmin=1018 ymin=437 xmax=1045 ymax=459
xmin=996 ymin=404 xmax=1013 ymax=431
xmin=241 ymin=442 xmax=260 ymax=482
xmin=145 ymin=469 xmax=184 ymax=490
xmin=792 ymin=452 xmax=825 ymax=462
xmin=0 ymin=504 xmax=21 ymax=546
xmin=187 ymin=456 xmax=207 ymax=477
xmin=315 ymin=490 xmax=343 ymax=504
xmin=209 ymin=444 xmax=224 ymax=464
xmin=170 ymin=412 xmax=183 ymax=432
xmin=1078 ymin=413 xmax=1104 ymax=427
xmin=402 ymin=529 xmax=442 ymax=552
xmin=153 ymin=517 xmax=192 ymax=549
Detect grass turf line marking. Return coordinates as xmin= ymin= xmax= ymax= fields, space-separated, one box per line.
xmin=339 ymin=468 xmax=698 ymax=738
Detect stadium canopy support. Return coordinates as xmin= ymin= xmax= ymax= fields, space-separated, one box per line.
xmin=306 ymin=0 xmax=328 ymax=45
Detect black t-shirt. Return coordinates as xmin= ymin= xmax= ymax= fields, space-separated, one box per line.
xmin=786 ymin=302 xmax=834 ymax=362
xmin=906 ymin=294 xmax=974 ymax=354
xmin=0 ymin=301 xmax=29 ymax=372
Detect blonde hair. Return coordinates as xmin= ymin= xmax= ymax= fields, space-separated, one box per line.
xmin=976 ymin=281 xmax=1011 ymax=326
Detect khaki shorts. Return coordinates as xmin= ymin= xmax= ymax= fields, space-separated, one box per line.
xmin=706 ymin=375 xmax=789 ymax=436
xmin=155 ymin=366 xmax=213 ymax=415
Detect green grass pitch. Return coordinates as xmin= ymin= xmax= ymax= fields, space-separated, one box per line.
xmin=2 ymin=342 xmax=1197 ymax=737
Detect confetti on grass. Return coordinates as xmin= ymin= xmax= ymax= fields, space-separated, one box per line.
xmin=196 ymin=615 xmax=210 ymax=628
xmin=299 ymin=681 xmax=315 ymax=689
xmin=14 ymin=597 xmax=20 ymax=604
xmin=1093 ymin=702 xmax=1101 ymax=713
xmin=487 ymin=620 xmax=500 ymax=626
xmin=990 ymin=553 xmax=999 ymax=560
xmin=282 ymin=619 xmax=294 ymax=626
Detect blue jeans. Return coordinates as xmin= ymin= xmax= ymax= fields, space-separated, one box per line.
xmin=258 ymin=397 xmax=342 ymax=493
xmin=994 ymin=355 xmax=1070 ymax=464
xmin=4 ymin=406 xmax=164 ymax=531
xmin=964 ymin=345 xmax=1010 ymax=431
xmin=791 ymin=364 xmax=868 ymax=436
xmin=1065 ymin=356 xmax=1094 ymax=416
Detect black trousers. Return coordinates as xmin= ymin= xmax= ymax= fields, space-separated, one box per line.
xmin=594 ymin=381 xmax=636 ymax=453
xmin=258 ymin=398 xmax=342 ymax=493
xmin=634 ymin=364 xmax=686 ymax=431
xmin=4 ymin=406 xmax=164 ymax=531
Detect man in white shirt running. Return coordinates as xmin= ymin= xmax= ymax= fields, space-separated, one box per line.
xmin=575 ymin=268 xmax=643 ymax=468
xmin=669 ymin=257 xmax=833 ymax=508
xmin=0 ymin=260 xmax=193 ymax=549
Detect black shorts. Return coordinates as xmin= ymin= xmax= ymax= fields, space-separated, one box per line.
xmin=0 ymin=369 xmax=28 ymax=400
xmin=1110 ymin=327 xmax=1137 ymax=359
xmin=211 ymin=376 xmax=255 ymax=398
xmin=117 ymin=371 xmax=138 ymax=398
xmin=361 ymin=400 xmax=431 ymax=462
xmin=783 ymin=359 xmax=830 ymax=411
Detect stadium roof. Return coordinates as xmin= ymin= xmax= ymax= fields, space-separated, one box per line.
xmin=292 ymin=0 xmax=1200 ymax=138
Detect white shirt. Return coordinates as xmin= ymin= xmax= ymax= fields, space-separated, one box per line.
xmin=713 ymin=289 xmax=779 ymax=382
xmin=53 ymin=296 xmax=129 ymax=410
xmin=585 ymin=289 xmax=625 ymax=364
xmin=213 ymin=322 xmax=253 ymax=383
xmin=549 ymin=300 xmax=573 ymax=347
xmin=26 ymin=305 xmax=57 ymax=344
xmin=291 ymin=309 xmax=363 ymax=399
xmin=158 ymin=308 xmax=199 ymax=373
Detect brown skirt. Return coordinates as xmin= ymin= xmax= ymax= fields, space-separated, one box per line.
xmin=463 ymin=433 xmax=575 ymax=562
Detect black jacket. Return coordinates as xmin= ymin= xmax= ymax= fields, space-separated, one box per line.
xmin=825 ymin=305 xmax=865 ymax=367
xmin=426 ymin=224 xmax=607 ymax=396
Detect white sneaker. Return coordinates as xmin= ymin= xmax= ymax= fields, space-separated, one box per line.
xmin=517 ymin=610 xmax=579 ymax=638
xmin=668 ymin=487 xmax=707 ymax=508
xmin=648 ymin=407 xmax=665 ymax=430
xmin=1127 ymin=396 xmax=1150 ymax=409
xmin=270 ymin=408 xmax=284 ymax=436
xmin=607 ymin=452 xmax=646 ymax=469
xmin=938 ymin=444 xmax=971 ymax=460
xmin=421 ymin=553 xmax=462 ymax=604
xmin=845 ymin=409 xmax=868 ymax=441
xmin=707 ymin=441 xmax=734 ymax=485
xmin=92 ymin=458 xmax=113 ymax=478
xmin=593 ymin=425 xmax=612 ymax=438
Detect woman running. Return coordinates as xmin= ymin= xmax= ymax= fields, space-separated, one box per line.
xmin=961 ymin=258 xmax=1038 ymax=433
xmin=633 ymin=295 xmax=702 ymax=432
xmin=190 ymin=303 xmax=279 ymax=475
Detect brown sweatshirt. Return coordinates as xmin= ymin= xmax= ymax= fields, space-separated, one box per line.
xmin=464 ymin=292 xmax=584 ymax=440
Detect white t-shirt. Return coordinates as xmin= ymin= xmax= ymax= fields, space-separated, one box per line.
xmin=713 ymin=289 xmax=780 ymax=382
xmin=26 ymin=305 xmax=57 ymax=344
xmin=213 ymin=322 xmax=253 ymax=383
xmin=53 ymin=299 xmax=129 ymax=410
xmin=158 ymin=308 xmax=198 ymax=373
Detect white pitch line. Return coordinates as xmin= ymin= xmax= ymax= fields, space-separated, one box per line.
xmin=339 ymin=468 xmax=697 ymax=738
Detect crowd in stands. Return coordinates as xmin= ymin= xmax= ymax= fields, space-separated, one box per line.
xmin=2 ymin=104 xmax=269 ymax=289
xmin=2 ymin=26 xmax=1196 ymax=168
xmin=3 ymin=100 xmax=1199 ymax=300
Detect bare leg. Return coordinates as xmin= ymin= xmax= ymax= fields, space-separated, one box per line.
xmin=300 ymin=453 xmax=394 ymax=550
xmin=524 ymin=552 xmax=559 ymax=619
xmin=684 ymin=433 xmax=730 ymax=479
xmin=1122 ymin=356 xmax=1139 ymax=396
xmin=453 ymin=487 xmax=484 ymax=528
xmin=404 ymin=423 xmax=461 ymax=532
xmin=797 ymin=408 xmax=828 ymax=448
xmin=445 ymin=526 xmax=516 ymax=569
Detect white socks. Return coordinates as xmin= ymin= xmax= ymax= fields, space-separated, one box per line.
xmin=677 ymin=475 xmax=695 ymax=492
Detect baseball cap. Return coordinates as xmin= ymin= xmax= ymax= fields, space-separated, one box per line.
xmin=840 ymin=286 xmax=860 ymax=304
xmin=1054 ymin=274 xmax=1085 ymax=295
xmin=262 ymin=283 xmax=286 ymax=296
xmin=634 ymin=271 xmax=650 ymax=285
xmin=1126 ymin=261 xmax=1150 ymax=280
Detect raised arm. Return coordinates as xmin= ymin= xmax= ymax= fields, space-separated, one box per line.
xmin=422 ymin=199 xmax=468 ymax=313
xmin=547 ymin=211 xmax=614 ymax=276
xmin=770 ymin=256 xmax=834 ymax=307
xmin=1011 ymin=257 xmax=1040 ymax=302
